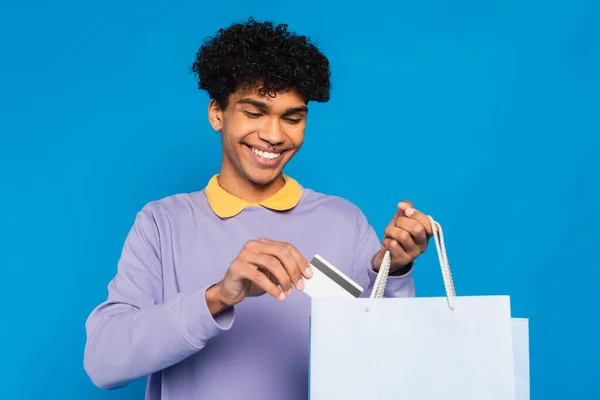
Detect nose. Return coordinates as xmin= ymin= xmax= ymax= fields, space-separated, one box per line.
xmin=258 ymin=120 xmax=285 ymax=147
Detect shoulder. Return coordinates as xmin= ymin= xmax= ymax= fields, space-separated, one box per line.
xmin=133 ymin=190 xmax=207 ymax=228
xmin=300 ymin=188 xmax=358 ymax=211
xmin=299 ymin=188 xmax=370 ymax=227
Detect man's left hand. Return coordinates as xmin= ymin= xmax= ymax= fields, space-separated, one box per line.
xmin=372 ymin=200 xmax=433 ymax=275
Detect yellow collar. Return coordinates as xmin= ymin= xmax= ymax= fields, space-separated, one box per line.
xmin=204 ymin=174 xmax=303 ymax=218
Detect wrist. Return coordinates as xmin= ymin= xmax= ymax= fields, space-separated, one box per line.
xmin=390 ymin=261 xmax=413 ymax=276
xmin=370 ymin=252 xmax=413 ymax=276
xmin=205 ymin=282 xmax=231 ymax=317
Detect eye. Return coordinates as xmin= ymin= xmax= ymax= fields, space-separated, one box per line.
xmin=284 ymin=117 xmax=302 ymax=124
xmin=243 ymin=111 xmax=262 ymax=119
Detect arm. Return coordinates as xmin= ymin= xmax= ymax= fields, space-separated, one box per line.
xmin=83 ymin=207 xmax=234 ymax=390
xmin=352 ymin=209 xmax=415 ymax=299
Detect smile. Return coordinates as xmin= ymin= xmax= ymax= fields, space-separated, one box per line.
xmin=251 ymin=147 xmax=281 ymax=160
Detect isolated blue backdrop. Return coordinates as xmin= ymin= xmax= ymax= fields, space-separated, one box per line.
xmin=1 ymin=0 xmax=598 ymax=398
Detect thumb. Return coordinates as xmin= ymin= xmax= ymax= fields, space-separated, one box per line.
xmin=397 ymin=200 xmax=415 ymax=217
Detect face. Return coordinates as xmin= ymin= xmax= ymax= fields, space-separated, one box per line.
xmin=208 ymin=87 xmax=308 ymax=188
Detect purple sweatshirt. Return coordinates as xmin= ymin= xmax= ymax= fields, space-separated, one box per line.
xmin=84 ymin=181 xmax=415 ymax=399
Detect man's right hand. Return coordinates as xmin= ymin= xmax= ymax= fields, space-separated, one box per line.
xmin=205 ymin=238 xmax=313 ymax=315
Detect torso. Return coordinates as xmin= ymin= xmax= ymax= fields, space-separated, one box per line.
xmin=144 ymin=188 xmax=374 ymax=399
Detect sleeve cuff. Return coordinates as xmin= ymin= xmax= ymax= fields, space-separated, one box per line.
xmin=367 ymin=266 xmax=415 ymax=298
xmin=176 ymin=285 xmax=235 ymax=350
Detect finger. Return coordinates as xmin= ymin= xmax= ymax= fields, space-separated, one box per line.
xmin=384 ymin=226 xmax=419 ymax=254
xmin=242 ymin=251 xmax=293 ymax=295
xmin=257 ymin=238 xmax=309 ymax=287
xmin=393 ymin=216 xmax=428 ymax=246
xmin=397 ymin=201 xmax=433 ymax=237
xmin=240 ymin=263 xmax=286 ymax=301
xmin=256 ymin=266 xmax=278 ymax=286
xmin=381 ymin=236 xmax=412 ymax=266
xmin=284 ymin=243 xmax=312 ymax=279
xmin=398 ymin=199 xmax=414 ymax=207
xmin=391 ymin=200 xmax=411 ymax=221
xmin=394 ymin=200 xmax=415 ymax=224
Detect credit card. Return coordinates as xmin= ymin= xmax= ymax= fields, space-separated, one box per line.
xmin=301 ymin=254 xmax=363 ymax=299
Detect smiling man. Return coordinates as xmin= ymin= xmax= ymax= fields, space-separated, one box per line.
xmin=84 ymin=17 xmax=434 ymax=399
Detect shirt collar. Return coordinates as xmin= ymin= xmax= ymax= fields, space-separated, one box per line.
xmin=204 ymin=174 xmax=303 ymax=218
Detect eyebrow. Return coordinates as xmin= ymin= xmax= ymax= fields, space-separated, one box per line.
xmin=236 ymin=98 xmax=309 ymax=115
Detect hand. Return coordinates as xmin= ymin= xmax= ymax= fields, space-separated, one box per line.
xmin=207 ymin=238 xmax=313 ymax=312
xmin=372 ymin=201 xmax=433 ymax=274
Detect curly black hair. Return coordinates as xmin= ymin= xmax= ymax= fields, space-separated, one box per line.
xmin=191 ymin=17 xmax=331 ymax=109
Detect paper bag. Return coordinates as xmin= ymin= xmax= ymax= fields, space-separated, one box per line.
xmin=512 ymin=318 xmax=530 ymax=400
xmin=308 ymin=216 xmax=530 ymax=400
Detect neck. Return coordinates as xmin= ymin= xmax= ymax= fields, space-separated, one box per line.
xmin=218 ymin=165 xmax=285 ymax=203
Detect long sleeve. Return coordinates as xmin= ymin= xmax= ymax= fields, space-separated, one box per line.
xmin=83 ymin=207 xmax=234 ymax=390
xmin=351 ymin=208 xmax=415 ymax=299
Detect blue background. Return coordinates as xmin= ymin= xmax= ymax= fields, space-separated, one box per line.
xmin=1 ymin=0 xmax=598 ymax=398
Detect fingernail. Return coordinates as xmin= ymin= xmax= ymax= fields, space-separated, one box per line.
xmin=305 ymin=266 xmax=313 ymax=278
xmin=398 ymin=201 xmax=408 ymax=208
xmin=278 ymin=292 xmax=286 ymax=300
xmin=286 ymin=288 xmax=293 ymax=296
xmin=405 ymin=208 xmax=415 ymax=217
xmin=297 ymin=279 xmax=304 ymax=290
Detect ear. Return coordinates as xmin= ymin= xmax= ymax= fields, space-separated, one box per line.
xmin=208 ymin=99 xmax=224 ymax=132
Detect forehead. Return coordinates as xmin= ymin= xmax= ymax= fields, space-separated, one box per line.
xmin=229 ymin=87 xmax=306 ymax=109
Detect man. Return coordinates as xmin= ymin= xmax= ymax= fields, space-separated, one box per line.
xmin=84 ymin=17 xmax=434 ymax=399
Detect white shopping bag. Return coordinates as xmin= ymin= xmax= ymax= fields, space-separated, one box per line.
xmin=512 ymin=318 xmax=530 ymax=400
xmin=308 ymin=217 xmax=530 ymax=400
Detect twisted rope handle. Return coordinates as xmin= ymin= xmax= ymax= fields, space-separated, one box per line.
xmin=365 ymin=215 xmax=456 ymax=311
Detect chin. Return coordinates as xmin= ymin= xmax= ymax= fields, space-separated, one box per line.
xmin=245 ymin=170 xmax=283 ymax=187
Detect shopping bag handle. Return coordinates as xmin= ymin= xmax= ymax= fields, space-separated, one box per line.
xmin=365 ymin=216 xmax=456 ymax=311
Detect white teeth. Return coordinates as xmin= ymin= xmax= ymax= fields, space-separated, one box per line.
xmin=252 ymin=148 xmax=281 ymax=160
